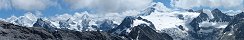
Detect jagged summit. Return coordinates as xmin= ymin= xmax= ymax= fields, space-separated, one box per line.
xmin=221 ymin=15 xmax=244 ymax=40
xmin=33 ymin=18 xmax=56 ymax=31
xmin=223 ymin=12 xmax=244 ymax=33
xmin=210 ymin=9 xmax=232 ymax=22
xmin=212 ymin=9 xmax=222 ymax=14
xmin=190 ymin=12 xmax=209 ymax=32
xmin=234 ymin=12 xmax=244 ymax=18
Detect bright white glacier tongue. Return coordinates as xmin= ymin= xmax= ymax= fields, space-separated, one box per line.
xmin=141 ymin=11 xmax=200 ymax=31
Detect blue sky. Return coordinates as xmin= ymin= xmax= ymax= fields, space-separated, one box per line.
xmin=0 ymin=0 xmax=243 ymax=19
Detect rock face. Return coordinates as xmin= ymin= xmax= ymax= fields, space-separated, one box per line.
xmin=210 ymin=9 xmax=233 ymax=22
xmin=58 ymin=19 xmax=71 ymax=30
xmin=0 ymin=21 xmax=126 ymax=40
xmin=99 ymin=19 xmax=118 ymax=32
xmin=108 ymin=16 xmax=173 ymax=40
xmin=189 ymin=12 xmax=209 ymax=32
xmin=188 ymin=9 xmax=238 ymax=40
xmin=189 ymin=9 xmax=233 ymax=32
xmin=33 ymin=18 xmax=56 ymax=31
xmin=221 ymin=12 xmax=244 ymax=40
xmin=128 ymin=24 xmax=173 ymax=40
xmin=108 ymin=16 xmax=136 ymax=35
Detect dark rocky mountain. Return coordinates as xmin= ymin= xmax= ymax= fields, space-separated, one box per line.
xmin=189 ymin=11 xmax=209 ymax=32
xmin=223 ymin=12 xmax=244 ymax=33
xmin=188 ymin=9 xmax=242 ymax=40
xmin=210 ymin=9 xmax=233 ymax=22
xmin=187 ymin=9 xmax=194 ymax=12
xmin=189 ymin=9 xmax=237 ymax=32
xmin=108 ymin=16 xmax=136 ymax=35
xmin=108 ymin=16 xmax=172 ymax=40
xmin=128 ymin=24 xmax=173 ymax=40
xmin=58 ymin=18 xmax=71 ymax=30
xmin=189 ymin=9 xmax=233 ymax=32
xmin=33 ymin=18 xmax=56 ymax=31
xmin=99 ymin=19 xmax=118 ymax=32
xmin=220 ymin=12 xmax=244 ymax=40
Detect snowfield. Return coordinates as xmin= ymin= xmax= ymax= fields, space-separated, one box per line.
xmin=141 ymin=11 xmax=200 ymax=31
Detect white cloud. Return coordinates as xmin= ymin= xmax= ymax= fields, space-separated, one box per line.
xmin=171 ymin=0 xmax=244 ymax=10
xmin=64 ymin=0 xmax=153 ymax=12
xmin=223 ymin=10 xmax=243 ymax=16
xmin=153 ymin=2 xmax=171 ymax=12
xmin=11 ymin=0 xmax=57 ymax=10
xmin=51 ymin=13 xmax=73 ymax=21
xmin=0 ymin=0 xmax=11 ymax=9
xmin=64 ymin=0 xmax=96 ymax=9
xmin=0 ymin=0 xmax=57 ymax=10
xmin=1 ymin=0 xmax=153 ymax=12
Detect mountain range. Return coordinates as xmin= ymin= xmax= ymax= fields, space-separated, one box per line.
xmin=0 ymin=2 xmax=244 ymax=40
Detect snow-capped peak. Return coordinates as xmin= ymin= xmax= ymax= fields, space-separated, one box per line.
xmin=152 ymin=2 xmax=171 ymax=12
xmin=8 ymin=12 xmax=39 ymax=27
xmin=6 ymin=15 xmax=18 ymax=23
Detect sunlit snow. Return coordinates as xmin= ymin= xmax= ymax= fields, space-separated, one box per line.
xmin=133 ymin=19 xmax=150 ymax=27
xmin=141 ymin=11 xmax=200 ymax=30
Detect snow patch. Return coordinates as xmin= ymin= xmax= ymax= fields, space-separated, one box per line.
xmin=133 ymin=19 xmax=150 ymax=27
xmin=203 ymin=9 xmax=214 ymax=19
xmin=228 ymin=33 xmax=232 ymax=36
xmin=50 ymin=21 xmax=60 ymax=28
xmin=126 ymin=28 xmax=132 ymax=33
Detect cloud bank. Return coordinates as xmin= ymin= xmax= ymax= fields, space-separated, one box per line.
xmin=171 ymin=0 xmax=244 ymax=10
xmin=0 ymin=0 xmax=243 ymax=15
xmin=0 ymin=0 xmax=57 ymax=10
xmin=64 ymin=0 xmax=153 ymax=12
xmin=12 ymin=0 xmax=57 ymax=10
xmin=0 ymin=0 xmax=11 ymax=9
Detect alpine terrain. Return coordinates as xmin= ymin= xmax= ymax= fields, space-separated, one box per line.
xmin=0 ymin=0 xmax=244 ymax=40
